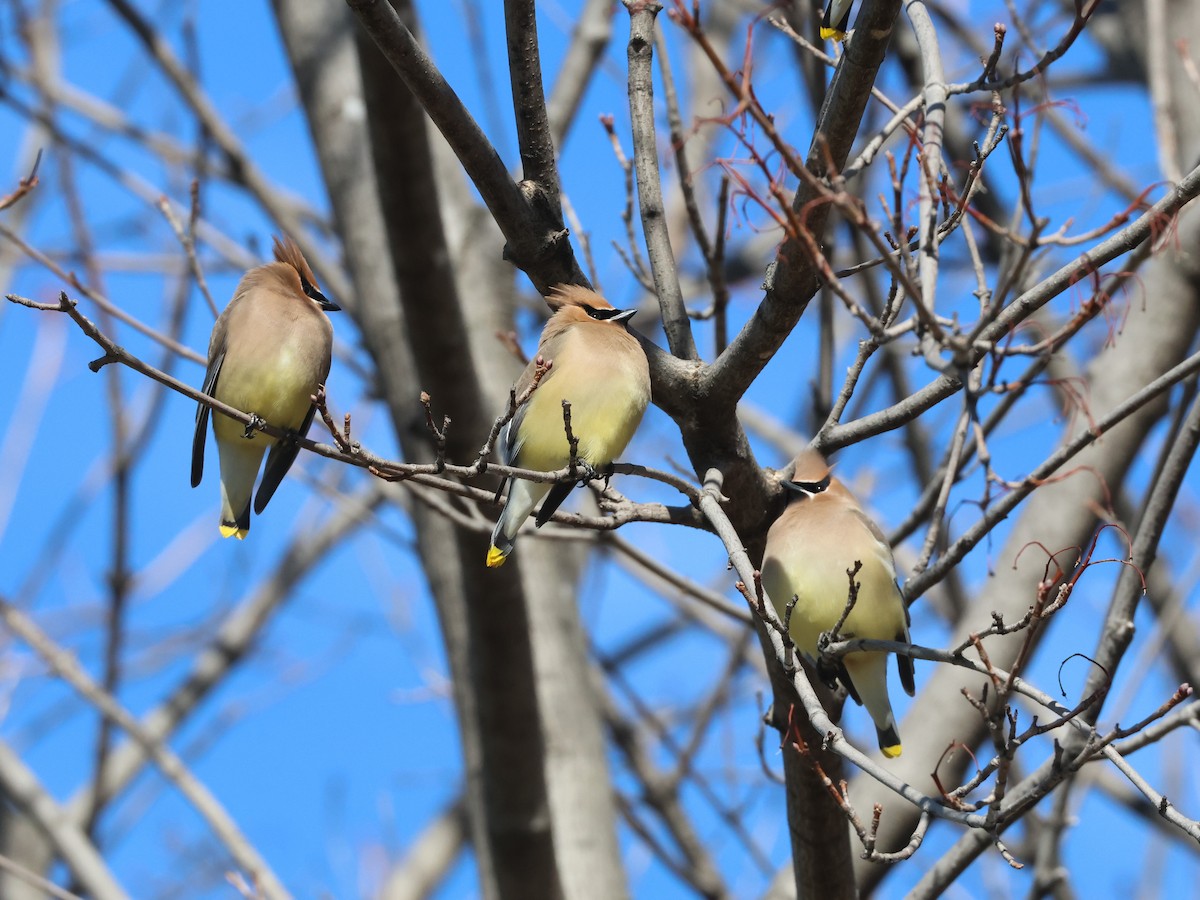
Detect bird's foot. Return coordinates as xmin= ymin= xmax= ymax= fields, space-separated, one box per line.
xmin=601 ymin=462 xmax=615 ymax=489
xmin=571 ymin=460 xmax=599 ymax=484
xmin=242 ymin=414 xmax=265 ymax=439
xmin=815 ymin=658 xmax=841 ymax=692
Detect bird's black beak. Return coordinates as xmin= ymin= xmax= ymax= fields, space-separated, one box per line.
xmin=611 ymin=308 xmax=636 ymax=324
xmin=300 ymin=274 xmax=341 ymax=312
xmin=316 ymin=294 xmax=341 ymax=312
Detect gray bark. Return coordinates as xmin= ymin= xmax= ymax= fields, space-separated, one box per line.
xmin=275 ymin=2 xmax=627 ymax=896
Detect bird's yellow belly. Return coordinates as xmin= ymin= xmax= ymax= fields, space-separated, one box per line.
xmin=761 ymin=552 xmax=902 ymax=656
xmin=213 ymin=347 xmax=319 ymax=444
xmin=518 ymin=387 xmax=644 ymax=471
xmin=762 ymin=563 xmax=843 ymax=656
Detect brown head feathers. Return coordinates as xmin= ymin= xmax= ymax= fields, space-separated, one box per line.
xmin=272 ymin=235 xmax=319 ymax=291
xmin=542 ymin=284 xmax=636 ymax=332
xmin=789 ymin=448 xmax=832 ymax=485
xmin=237 ymin=236 xmax=338 ymax=312
xmin=545 ymin=284 xmax=614 ymax=313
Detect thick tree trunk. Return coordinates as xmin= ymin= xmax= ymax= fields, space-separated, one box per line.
xmin=274 ymin=2 xmax=627 ymax=896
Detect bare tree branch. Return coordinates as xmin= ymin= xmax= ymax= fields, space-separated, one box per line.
xmin=624 ymin=1 xmax=698 ymax=360
xmin=0 ymin=741 xmax=127 ymax=900
xmin=0 ymin=596 xmax=292 ymax=900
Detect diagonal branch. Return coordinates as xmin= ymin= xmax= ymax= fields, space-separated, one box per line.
xmin=821 ymin=160 xmax=1200 ymax=452
xmin=346 ymin=0 xmax=586 ymax=292
xmin=0 ymin=741 xmax=127 ymax=900
xmin=0 ymin=595 xmax=292 ymax=900
xmin=64 ymin=486 xmax=385 ymax=822
xmin=704 ymin=0 xmax=904 ymax=407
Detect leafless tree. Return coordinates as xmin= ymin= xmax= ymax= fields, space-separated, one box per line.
xmin=2 ymin=0 xmax=1199 ymax=897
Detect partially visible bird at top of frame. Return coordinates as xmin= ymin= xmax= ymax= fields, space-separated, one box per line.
xmin=486 ymin=284 xmax=651 ymax=569
xmin=822 ymin=0 xmax=853 ymax=42
xmin=191 ymin=235 xmax=340 ymax=540
xmin=760 ymin=448 xmax=916 ymax=758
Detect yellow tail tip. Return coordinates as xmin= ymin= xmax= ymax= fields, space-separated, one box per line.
xmin=881 ymin=743 xmax=903 ymax=759
xmin=219 ymin=524 xmax=248 ymax=540
xmin=486 ymin=546 xmax=508 ymax=568
xmin=820 ymin=27 xmax=847 ymax=41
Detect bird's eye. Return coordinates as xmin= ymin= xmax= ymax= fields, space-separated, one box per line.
xmin=792 ymin=474 xmax=831 ymax=493
xmin=299 ymin=274 xmax=318 ymax=300
xmin=586 ymin=306 xmax=615 ymax=320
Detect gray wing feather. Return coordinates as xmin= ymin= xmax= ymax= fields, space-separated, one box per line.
xmin=492 ymin=404 xmax=528 ymax=501
xmin=535 ymin=482 xmax=573 ymax=527
xmin=191 ymin=351 xmax=224 ymax=488
xmin=254 ymin=403 xmax=317 ymax=514
xmin=850 ymin=508 xmax=916 ymax=695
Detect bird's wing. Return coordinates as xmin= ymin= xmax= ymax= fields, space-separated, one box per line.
xmin=498 ymin=403 xmax=526 ymax=467
xmin=894 ymin=577 xmax=916 ymax=696
xmin=850 ymin=508 xmax=896 ymax=568
xmin=849 ymin=507 xmax=916 ymax=695
xmin=191 ymin=349 xmax=224 ymax=488
xmin=491 ymin=407 xmax=525 ymax=503
xmin=534 ymin=482 xmax=574 ymax=528
xmin=895 ymin=631 xmax=916 ymax=696
xmin=495 ymin=344 xmax=563 ymax=494
xmin=254 ymin=403 xmax=317 ymax=514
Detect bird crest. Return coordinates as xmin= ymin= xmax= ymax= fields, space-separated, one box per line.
xmin=545 ymin=284 xmax=614 ymax=313
xmin=788 ymin=448 xmax=833 ymax=485
xmin=272 ymin=235 xmax=320 ymax=292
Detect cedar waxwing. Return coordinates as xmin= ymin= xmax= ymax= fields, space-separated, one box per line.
xmin=487 ymin=285 xmax=651 ymax=568
xmin=760 ymin=449 xmax=915 ymax=757
xmin=821 ymin=0 xmax=853 ymax=41
xmin=191 ymin=235 xmax=339 ymax=539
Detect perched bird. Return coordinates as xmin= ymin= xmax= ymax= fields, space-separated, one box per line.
xmin=760 ymin=449 xmax=915 ymax=757
xmin=191 ymin=235 xmax=339 ymax=539
xmin=821 ymin=0 xmax=853 ymax=41
xmin=487 ymin=285 xmax=651 ymax=568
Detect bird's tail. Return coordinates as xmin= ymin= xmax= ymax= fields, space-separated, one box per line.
xmin=487 ymin=478 xmax=549 ymax=567
xmin=845 ymin=652 xmax=902 ymax=758
xmin=821 ymin=0 xmax=852 ymax=41
xmin=216 ymin=439 xmax=264 ymax=540
xmin=486 ymin=535 xmax=513 ymax=568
